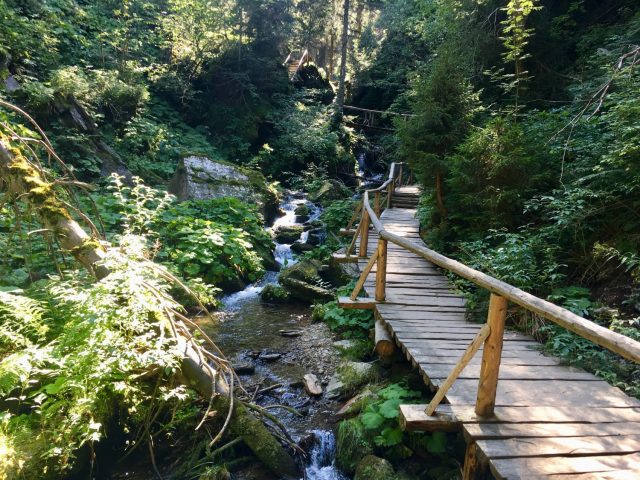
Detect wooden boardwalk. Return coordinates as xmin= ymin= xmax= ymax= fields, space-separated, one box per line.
xmin=350 ymin=185 xmax=640 ymax=479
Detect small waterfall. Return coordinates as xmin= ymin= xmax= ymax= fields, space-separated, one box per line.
xmin=221 ymin=193 xmax=320 ymax=309
xmin=304 ymin=430 xmax=347 ymax=480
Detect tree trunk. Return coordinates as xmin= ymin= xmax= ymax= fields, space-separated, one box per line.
xmin=435 ymin=170 xmax=447 ymax=220
xmin=0 ymin=140 xmax=300 ymax=479
xmin=335 ymin=0 xmax=350 ymax=119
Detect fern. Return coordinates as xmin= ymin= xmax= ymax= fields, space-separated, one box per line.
xmin=0 ymin=289 xmax=48 ymax=354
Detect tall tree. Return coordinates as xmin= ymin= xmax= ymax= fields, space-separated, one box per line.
xmin=335 ymin=0 xmax=350 ymax=118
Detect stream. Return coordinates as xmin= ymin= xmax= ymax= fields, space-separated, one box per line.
xmin=198 ymin=193 xmax=348 ymax=480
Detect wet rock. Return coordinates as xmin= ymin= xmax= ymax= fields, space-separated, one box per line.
xmin=333 ymin=340 xmax=359 ymax=350
xmin=308 ymin=179 xmax=351 ymax=206
xmin=279 ymin=259 xmax=333 ymax=303
xmin=354 ymin=455 xmax=395 ymax=480
xmin=260 ymin=284 xmax=290 ymax=303
xmin=273 ymin=225 xmax=303 ymax=243
xmin=259 ymin=352 xmax=282 ymax=362
xmin=168 ymin=155 xmax=279 ymax=221
xmin=279 ymin=329 xmax=303 ymax=337
xmin=290 ymin=241 xmax=315 ymax=254
xmin=303 ymin=219 xmax=324 ymax=231
xmin=294 ymin=203 xmax=310 ymax=216
xmin=298 ymin=432 xmax=317 ymax=452
xmin=329 ymin=362 xmax=379 ymax=398
xmin=336 ymin=390 xmax=378 ymax=418
xmin=303 ymin=373 xmax=323 ymax=396
xmin=234 ymin=363 xmax=255 ymax=375
xmin=306 ymin=227 xmax=325 ymax=246
xmin=325 ymin=375 xmax=346 ymax=400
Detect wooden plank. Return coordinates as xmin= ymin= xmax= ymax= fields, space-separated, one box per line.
xmin=400 ymin=404 xmax=640 ymax=426
xmin=477 ymin=434 xmax=640 ymax=459
xmin=446 ymin=379 xmax=640 ymax=408
xmin=464 ymin=422 xmax=640 ymax=441
xmin=489 ymin=453 xmax=640 ymax=478
xmin=425 ymin=364 xmax=601 ymax=381
xmin=337 ymin=297 xmax=377 ymax=310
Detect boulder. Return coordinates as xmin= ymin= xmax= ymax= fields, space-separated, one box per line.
xmin=169 ymin=156 xmax=279 ymax=221
xmin=328 ymin=362 xmax=379 ymax=398
xmin=303 ymin=374 xmax=323 ymax=396
xmin=290 ymin=241 xmax=315 ymax=254
xmin=306 ymin=227 xmax=325 ymax=246
xmin=279 ymin=259 xmax=333 ymax=304
xmin=308 ymin=179 xmax=351 ymax=205
xmin=260 ymin=284 xmax=290 ymax=303
xmin=273 ymin=225 xmax=303 ymax=243
xmin=354 ymin=455 xmax=395 ymax=480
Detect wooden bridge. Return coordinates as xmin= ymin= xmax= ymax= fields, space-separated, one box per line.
xmin=333 ymin=163 xmax=640 ymax=479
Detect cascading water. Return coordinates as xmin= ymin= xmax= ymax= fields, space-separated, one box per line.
xmin=304 ymin=430 xmax=347 ymax=480
xmin=202 ymin=192 xmax=346 ymax=479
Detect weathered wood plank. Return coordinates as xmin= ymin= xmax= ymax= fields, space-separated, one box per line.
xmin=489 ymin=453 xmax=640 ymax=479
xmin=478 ymin=434 xmax=640 ymax=459
xmin=464 ymin=422 xmax=640 ymax=441
xmin=400 ymin=404 xmax=640 ymax=426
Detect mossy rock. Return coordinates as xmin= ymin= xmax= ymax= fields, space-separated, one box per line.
xmin=354 ymin=455 xmax=395 ymax=480
xmin=336 ymin=418 xmax=374 ymax=474
xmin=336 ymin=361 xmax=379 ymax=394
xmin=199 ymin=466 xmax=230 ymax=480
xmin=294 ymin=204 xmax=310 ymax=216
xmin=279 ymin=259 xmax=333 ymax=303
xmin=260 ymin=284 xmax=290 ymax=303
xmin=308 ymin=179 xmax=351 ymax=206
xmin=279 ymin=258 xmax=322 ymax=283
xmin=273 ymin=225 xmax=303 ymax=243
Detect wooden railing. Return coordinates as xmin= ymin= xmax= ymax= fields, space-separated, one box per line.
xmin=340 ymin=162 xmax=640 ymax=418
xmin=284 ymin=49 xmax=309 ymax=81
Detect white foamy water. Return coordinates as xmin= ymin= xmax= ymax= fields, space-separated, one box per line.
xmin=304 ymin=430 xmax=347 ymax=480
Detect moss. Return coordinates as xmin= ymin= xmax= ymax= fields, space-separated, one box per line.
xmin=336 ymin=418 xmax=373 ymax=474
xmin=354 ymin=455 xmax=395 ymax=480
xmin=337 ymin=361 xmax=379 ymax=394
xmin=260 ymin=284 xmax=290 ymax=303
xmin=335 ymin=339 xmax=375 ymax=361
xmin=199 ymin=465 xmax=230 ymax=480
xmin=2 ymin=146 xmax=70 ymax=223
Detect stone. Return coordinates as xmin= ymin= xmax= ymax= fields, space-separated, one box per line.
xmin=234 ymin=363 xmax=255 ymax=375
xmin=303 ymin=373 xmax=323 ymax=396
xmin=168 ymin=155 xmax=279 ymax=220
xmin=273 ymin=225 xmax=303 ymax=243
xmin=325 ymin=375 xmax=346 ymax=400
xmin=260 ymin=284 xmax=290 ymax=303
xmin=333 ymin=361 xmax=378 ymax=397
xmin=279 ymin=259 xmax=334 ymax=303
xmin=354 ymin=455 xmax=395 ymax=480
xmin=259 ymin=352 xmax=282 ymax=362
xmin=290 ymin=241 xmax=315 ymax=254
xmin=308 ymin=179 xmax=351 ymax=206
xmin=333 ymin=339 xmax=360 ymax=350
xmin=336 ymin=390 xmax=378 ymax=418
xmin=294 ymin=204 xmax=310 ymax=216
xmin=306 ymin=227 xmax=325 ymax=246
xmin=279 ymin=330 xmax=303 ymax=337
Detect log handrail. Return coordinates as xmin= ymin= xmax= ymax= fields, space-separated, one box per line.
xmin=343 ymin=161 xmax=640 ymax=417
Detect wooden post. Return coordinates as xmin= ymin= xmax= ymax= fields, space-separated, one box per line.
xmin=425 ymin=324 xmax=490 ymax=416
xmin=386 ymin=182 xmax=393 ymax=209
xmin=475 ymin=294 xmax=507 ymax=417
xmin=375 ymin=239 xmax=387 ymax=302
xmin=374 ymin=191 xmax=381 ymax=217
xmin=359 ymin=210 xmax=370 ymax=258
xmin=398 ymin=164 xmax=403 ymax=187
xmin=462 ymin=442 xmax=480 ymax=480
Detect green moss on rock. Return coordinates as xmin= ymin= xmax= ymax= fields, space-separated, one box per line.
xmin=354 ymin=455 xmax=395 ymax=480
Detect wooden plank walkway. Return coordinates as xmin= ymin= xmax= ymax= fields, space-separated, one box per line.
xmin=355 ymin=186 xmax=640 ymax=479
